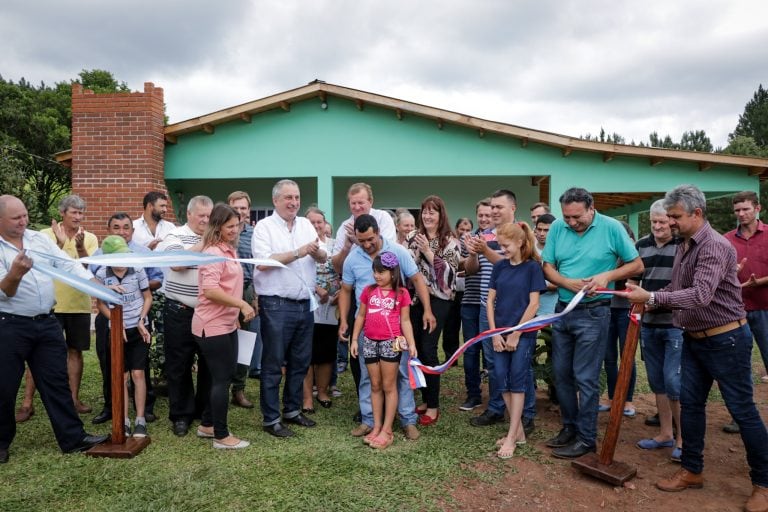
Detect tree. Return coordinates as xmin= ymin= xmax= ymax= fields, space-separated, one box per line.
xmin=580 ymin=127 xmax=626 ymax=144
xmin=76 ymin=69 xmax=129 ymax=94
xmin=722 ymin=135 xmax=768 ymax=158
xmin=730 ymin=84 xmax=768 ymax=148
xmin=0 ymin=69 xmax=129 ymax=222
xmin=678 ymin=130 xmax=713 ymax=152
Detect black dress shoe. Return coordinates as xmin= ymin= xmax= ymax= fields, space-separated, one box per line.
xmin=173 ymin=420 xmax=189 ymax=437
xmin=92 ymin=410 xmax=112 ymax=425
xmin=545 ymin=427 xmax=576 ymax=448
xmin=284 ymin=413 xmax=317 ymax=427
xmin=145 ymin=412 xmax=157 ymax=423
xmin=263 ymin=422 xmax=295 ymax=438
xmin=0 ymin=448 xmax=8 ymax=463
xmin=551 ymin=439 xmax=595 ymax=459
xmin=645 ymin=413 xmax=660 ymax=427
xmin=65 ymin=434 xmax=110 ymax=453
xmin=523 ymin=417 xmax=536 ymax=437
xmin=316 ymin=397 xmax=332 ymax=409
xmin=470 ymin=410 xmax=505 ymax=427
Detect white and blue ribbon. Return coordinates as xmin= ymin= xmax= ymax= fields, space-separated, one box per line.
xmin=0 ymin=241 xmax=122 ymax=304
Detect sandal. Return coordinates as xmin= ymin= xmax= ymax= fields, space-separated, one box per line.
xmin=363 ymin=430 xmax=379 ymax=445
xmin=496 ymin=436 xmax=526 ymax=447
xmin=370 ymin=432 xmax=394 ymax=450
xmin=497 ymin=444 xmax=517 ymax=459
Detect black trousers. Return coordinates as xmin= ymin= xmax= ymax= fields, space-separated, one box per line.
xmin=0 ymin=313 xmax=85 ymax=452
xmin=411 ymin=297 xmax=452 ymax=409
xmin=163 ymin=300 xmax=209 ymax=422
xmin=95 ymin=314 xmax=156 ymax=414
xmin=442 ymin=291 xmax=463 ymax=362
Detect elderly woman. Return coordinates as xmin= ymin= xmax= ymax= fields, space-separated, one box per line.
xmin=193 ymin=203 xmax=256 ymax=449
xmin=406 ymin=195 xmax=460 ymax=426
xmin=396 ymin=210 xmax=416 ymax=247
xmin=302 ymin=207 xmax=340 ymax=411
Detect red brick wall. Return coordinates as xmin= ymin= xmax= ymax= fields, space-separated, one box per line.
xmin=71 ymin=82 xmax=174 ymax=241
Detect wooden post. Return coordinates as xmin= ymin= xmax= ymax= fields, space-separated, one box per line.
xmin=87 ymin=305 xmax=151 ymax=458
xmin=571 ymin=302 xmax=643 ymax=485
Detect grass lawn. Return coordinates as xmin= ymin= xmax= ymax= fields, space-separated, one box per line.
xmin=5 ymin=341 xmax=765 ymax=511
xmin=5 ymin=349 xmax=514 ymax=512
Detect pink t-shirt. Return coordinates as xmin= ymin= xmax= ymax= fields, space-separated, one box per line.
xmin=359 ymin=286 xmax=411 ymax=340
xmin=192 ymin=243 xmax=244 ymax=337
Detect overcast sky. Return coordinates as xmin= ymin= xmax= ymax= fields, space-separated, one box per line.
xmin=3 ymin=0 xmax=766 ymax=148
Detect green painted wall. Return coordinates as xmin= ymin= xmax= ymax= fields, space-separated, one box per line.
xmin=164 ymin=95 xmax=758 ymax=226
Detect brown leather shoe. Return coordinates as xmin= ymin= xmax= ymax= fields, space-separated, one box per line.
xmin=656 ymin=468 xmax=704 ymax=492
xmin=350 ymin=424 xmax=372 ymax=437
xmin=746 ymin=485 xmax=768 ymax=512
xmin=15 ymin=406 xmax=34 ymax=423
xmin=231 ymin=390 xmax=254 ymax=409
xmin=403 ymin=424 xmax=421 ymax=441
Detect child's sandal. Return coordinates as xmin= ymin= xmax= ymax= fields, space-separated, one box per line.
xmin=370 ymin=432 xmax=393 ymax=450
xmin=363 ymin=431 xmax=378 ymax=445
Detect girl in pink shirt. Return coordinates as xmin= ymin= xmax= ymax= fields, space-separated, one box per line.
xmin=193 ymin=204 xmax=256 ymax=450
xmin=351 ymin=251 xmax=417 ymax=449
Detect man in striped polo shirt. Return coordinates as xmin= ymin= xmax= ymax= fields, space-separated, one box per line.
xmin=630 ymin=200 xmax=683 ymax=462
xmin=158 ymin=195 xmax=213 ymax=437
xmin=458 ymin=198 xmax=491 ymax=412
xmin=627 ymin=184 xmax=768 ymax=511
xmin=465 ymin=189 xmax=537 ymax=434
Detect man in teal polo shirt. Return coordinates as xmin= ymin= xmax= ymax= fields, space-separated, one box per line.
xmin=542 ymin=187 xmax=643 ymax=458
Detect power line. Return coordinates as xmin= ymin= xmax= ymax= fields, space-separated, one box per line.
xmin=1 ymin=145 xmax=66 ymax=166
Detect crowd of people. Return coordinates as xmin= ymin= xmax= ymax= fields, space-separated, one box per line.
xmin=2 ymin=180 xmax=768 ymax=510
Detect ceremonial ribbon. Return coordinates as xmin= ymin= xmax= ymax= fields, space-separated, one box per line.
xmin=407 ymin=288 xmax=596 ymax=389
xmin=0 ymin=241 xmax=122 ymax=304
xmin=80 ymin=250 xmax=319 ymax=310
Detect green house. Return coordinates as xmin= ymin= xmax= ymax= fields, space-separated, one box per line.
xmin=66 ymin=81 xmax=768 ymax=237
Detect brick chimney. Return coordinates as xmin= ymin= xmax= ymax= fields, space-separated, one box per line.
xmin=70 ymin=82 xmax=172 ymax=240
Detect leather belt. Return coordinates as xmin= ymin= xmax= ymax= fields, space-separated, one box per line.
xmin=0 ymin=310 xmax=55 ymax=321
xmin=166 ymin=298 xmax=193 ymax=310
xmin=261 ymin=295 xmax=309 ymax=304
xmin=558 ymin=299 xmax=611 ymax=310
xmin=687 ymin=318 xmax=747 ymax=339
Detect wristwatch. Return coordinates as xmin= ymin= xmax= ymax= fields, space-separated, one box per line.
xmin=293 ymin=249 xmax=300 ymax=260
xmin=646 ymin=292 xmax=655 ymax=306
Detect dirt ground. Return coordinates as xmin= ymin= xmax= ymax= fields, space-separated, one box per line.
xmin=451 ymin=379 xmax=768 ymax=512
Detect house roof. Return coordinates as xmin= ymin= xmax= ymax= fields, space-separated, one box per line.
xmin=58 ymin=81 xmax=768 ymax=212
xmin=163 ymin=80 xmax=768 ymax=177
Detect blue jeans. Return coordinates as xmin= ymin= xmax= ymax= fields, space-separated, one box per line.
xmin=247 ymin=316 xmax=262 ymax=376
xmin=480 ymin=306 xmax=506 ymax=416
xmin=603 ymin=307 xmax=636 ymax=402
xmin=746 ymin=310 xmax=768 ymax=374
xmin=680 ymin=324 xmax=768 ymax=486
xmin=480 ymin=307 xmax=537 ymax=419
xmin=461 ymin=303 xmax=487 ymax=400
xmin=259 ymin=296 xmax=314 ymax=426
xmin=358 ymin=332 xmax=418 ymax=428
xmin=551 ymin=303 xmax=610 ymax=447
xmin=641 ymin=326 xmax=682 ymax=400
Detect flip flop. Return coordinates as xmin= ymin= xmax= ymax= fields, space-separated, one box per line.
xmin=497 ymin=445 xmax=516 ymax=459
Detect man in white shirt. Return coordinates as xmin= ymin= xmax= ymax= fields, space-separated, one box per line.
xmin=132 ymin=191 xmax=176 ymax=250
xmin=252 ymin=180 xmax=326 ymax=438
xmin=331 ymin=183 xmax=396 ymax=274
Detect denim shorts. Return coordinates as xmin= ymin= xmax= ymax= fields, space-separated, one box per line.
xmin=641 ymin=325 xmax=682 ymax=400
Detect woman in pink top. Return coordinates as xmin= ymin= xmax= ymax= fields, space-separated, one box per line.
xmin=193 ymin=204 xmax=256 ymax=449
